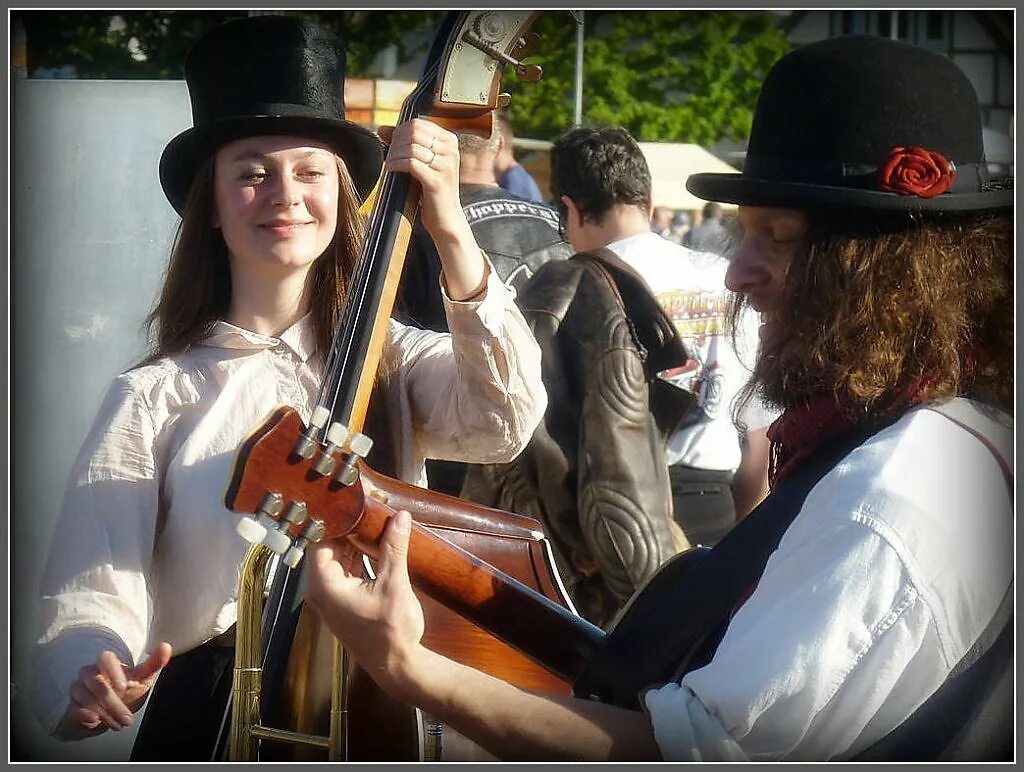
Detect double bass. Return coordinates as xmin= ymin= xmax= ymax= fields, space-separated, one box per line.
xmin=220 ymin=11 xmax=577 ymax=761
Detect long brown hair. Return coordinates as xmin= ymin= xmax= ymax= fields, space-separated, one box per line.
xmin=143 ymin=151 xmax=365 ymax=366
xmin=732 ymin=210 xmax=1013 ymax=423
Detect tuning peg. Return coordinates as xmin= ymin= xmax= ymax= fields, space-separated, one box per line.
xmin=511 ymin=32 xmax=541 ymax=59
xmin=282 ymin=518 xmax=327 ymax=569
xmin=294 ymin=405 xmax=330 ymax=459
xmin=235 ymin=492 xmax=284 ymax=545
xmin=334 ymin=432 xmax=373 ymax=487
xmin=497 ymin=92 xmax=512 ymax=109
xmin=262 ymin=500 xmax=311 ymax=555
xmin=281 ymin=501 xmax=308 ymax=527
xmin=513 ymin=61 xmax=542 ymax=83
xmin=260 ymin=526 xmax=292 ymax=555
xmin=312 ymin=421 xmax=349 ymax=476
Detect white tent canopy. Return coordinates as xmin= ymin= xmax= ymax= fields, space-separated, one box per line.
xmin=638 ymin=142 xmax=740 ymax=211
xmin=516 ymin=138 xmax=740 ymax=209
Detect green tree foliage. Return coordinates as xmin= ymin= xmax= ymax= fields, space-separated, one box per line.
xmin=17 ymin=10 xmax=788 ymax=146
xmin=17 ymin=10 xmax=443 ymax=79
xmin=501 ymin=11 xmax=791 ymax=144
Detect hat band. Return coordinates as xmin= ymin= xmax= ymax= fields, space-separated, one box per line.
xmin=743 ymin=156 xmax=989 ymax=194
xmin=198 ymin=101 xmax=345 ymax=124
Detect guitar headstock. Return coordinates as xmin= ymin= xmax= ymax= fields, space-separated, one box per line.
xmin=224 ymin=406 xmax=371 ymax=567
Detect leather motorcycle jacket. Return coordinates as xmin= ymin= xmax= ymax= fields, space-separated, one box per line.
xmin=396 ymin=184 xmax=573 ymax=332
xmin=461 ymin=248 xmax=696 ymax=627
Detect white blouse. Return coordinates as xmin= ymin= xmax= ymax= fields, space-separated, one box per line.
xmin=30 ymin=268 xmax=546 ymax=737
xmin=645 ymin=399 xmax=1012 ymax=760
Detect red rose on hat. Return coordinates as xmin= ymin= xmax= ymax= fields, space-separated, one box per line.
xmin=876 ymin=146 xmax=957 ymax=198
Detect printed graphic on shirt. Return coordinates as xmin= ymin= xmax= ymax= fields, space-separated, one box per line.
xmin=463 ymin=198 xmax=561 ymax=229
xmin=656 ymin=288 xmax=730 ymax=421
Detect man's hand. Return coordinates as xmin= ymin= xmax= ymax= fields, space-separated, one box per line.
xmin=304 ymin=510 xmax=427 ymax=695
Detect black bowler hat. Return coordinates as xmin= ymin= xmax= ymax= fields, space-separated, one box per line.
xmin=159 ymin=15 xmax=384 ymax=213
xmin=687 ymin=35 xmax=1012 ymax=212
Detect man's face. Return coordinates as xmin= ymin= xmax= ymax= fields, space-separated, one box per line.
xmin=725 ymin=206 xmax=809 ymax=353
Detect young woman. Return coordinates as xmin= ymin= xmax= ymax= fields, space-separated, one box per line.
xmin=29 ymin=16 xmax=546 ymax=758
xmin=304 ymin=36 xmax=1012 ymax=761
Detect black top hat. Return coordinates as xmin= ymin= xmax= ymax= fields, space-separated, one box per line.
xmin=688 ymin=36 xmax=1012 ymax=213
xmin=159 ymin=15 xmax=384 ymax=213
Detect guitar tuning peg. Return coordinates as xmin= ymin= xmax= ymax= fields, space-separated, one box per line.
xmin=334 ymin=432 xmax=373 ymax=487
xmin=260 ymin=526 xmax=292 ymax=555
xmin=293 ymin=405 xmax=331 ymax=459
xmin=235 ymin=492 xmax=284 ymax=545
xmin=497 ymin=92 xmax=511 ymax=109
xmin=235 ymin=516 xmax=267 ymax=545
xmin=261 ymin=501 xmax=308 ymax=555
xmin=281 ymin=501 xmax=308 ymax=527
xmin=313 ymin=421 xmax=349 ymax=476
xmin=282 ymin=518 xmax=327 ymax=569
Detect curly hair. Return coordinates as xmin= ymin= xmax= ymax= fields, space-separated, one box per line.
xmin=732 ymin=210 xmax=1013 ymax=423
xmin=549 ymin=125 xmax=651 ymax=224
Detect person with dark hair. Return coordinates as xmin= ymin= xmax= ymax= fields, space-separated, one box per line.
xmin=539 ymin=125 xmax=775 ymax=549
xmin=305 ymin=36 xmax=1012 ymax=761
xmin=494 ymin=112 xmax=545 ymax=203
xmin=460 ymin=124 xmax=696 ymax=625
xmin=28 ymin=15 xmax=546 ymax=759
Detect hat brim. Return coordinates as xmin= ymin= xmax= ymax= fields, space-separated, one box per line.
xmin=687 ymin=173 xmax=1013 ymax=213
xmin=160 ymin=114 xmax=385 ymax=214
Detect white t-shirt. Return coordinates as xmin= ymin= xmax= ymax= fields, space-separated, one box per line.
xmin=606 ymin=232 xmax=776 ymax=471
xmin=644 ymin=399 xmax=1012 ymax=760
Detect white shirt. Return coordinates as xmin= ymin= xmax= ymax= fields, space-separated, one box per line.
xmin=645 ymin=399 xmax=1012 ymax=760
xmin=30 ymin=269 xmax=546 ymax=737
xmin=606 ymin=232 xmax=777 ymax=471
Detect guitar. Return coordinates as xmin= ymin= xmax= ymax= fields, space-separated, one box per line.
xmin=226 ymin=405 xmax=888 ymax=719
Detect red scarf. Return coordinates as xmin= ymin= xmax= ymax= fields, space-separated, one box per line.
xmin=766 ymin=394 xmax=860 ymax=489
xmin=766 ymin=380 xmax=937 ymax=489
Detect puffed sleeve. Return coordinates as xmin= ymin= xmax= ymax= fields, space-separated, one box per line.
xmin=391 ymin=255 xmax=547 ymax=464
xmin=29 ymin=373 xmax=163 ymax=737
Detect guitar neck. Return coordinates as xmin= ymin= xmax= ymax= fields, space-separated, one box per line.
xmin=355 ymin=496 xmax=607 ymax=684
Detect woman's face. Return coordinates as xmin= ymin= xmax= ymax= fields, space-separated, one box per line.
xmin=213 ymin=135 xmax=340 ymax=275
xmin=725 ymin=206 xmax=809 ymax=350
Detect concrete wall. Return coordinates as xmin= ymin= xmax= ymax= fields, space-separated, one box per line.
xmin=11 ymin=78 xmax=190 ymax=761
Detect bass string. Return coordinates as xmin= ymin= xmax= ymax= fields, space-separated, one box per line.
xmin=312 ymin=60 xmax=442 ymax=441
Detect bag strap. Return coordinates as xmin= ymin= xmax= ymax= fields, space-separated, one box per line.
xmin=570 ymin=247 xmax=689 ymax=374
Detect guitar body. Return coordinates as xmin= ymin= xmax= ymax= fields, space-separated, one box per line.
xmin=573 ymin=547 xmax=716 ymax=708
xmin=267 ymin=488 xmax=575 ymax=761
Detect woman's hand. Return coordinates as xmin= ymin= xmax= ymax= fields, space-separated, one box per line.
xmin=65 ymin=642 xmax=173 ymax=732
xmin=304 ymin=510 xmax=427 ymax=695
xmin=379 ymin=120 xmax=488 ymax=301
